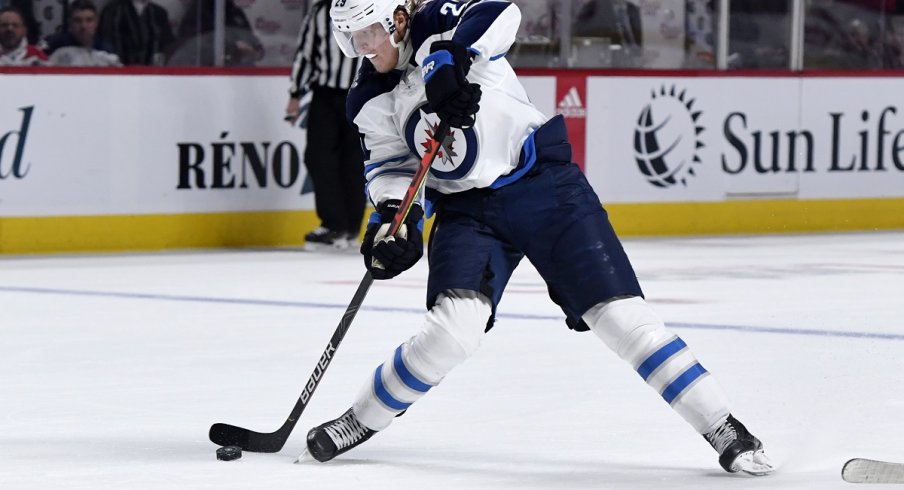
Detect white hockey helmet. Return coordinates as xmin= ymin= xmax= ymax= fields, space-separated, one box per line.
xmin=330 ymin=0 xmax=405 ymax=58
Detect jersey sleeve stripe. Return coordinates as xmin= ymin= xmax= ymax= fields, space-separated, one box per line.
xmin=364 ymin=154 xmax=411 ymax=174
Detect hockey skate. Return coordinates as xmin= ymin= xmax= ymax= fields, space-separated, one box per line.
xmin=704 ymin=414 xmax=774 ymax=475
xmin=304 ymin=227 xmax=351 ymax=251
xmin=296 ymin=408 xmax=376 ymax=463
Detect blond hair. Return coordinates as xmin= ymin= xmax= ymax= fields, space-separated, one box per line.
xmin=405 ymin=0 xmax=428 ymax=14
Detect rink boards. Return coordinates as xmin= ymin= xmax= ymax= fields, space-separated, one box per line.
xmin=1 ymin=71 xmax=903 ymax=253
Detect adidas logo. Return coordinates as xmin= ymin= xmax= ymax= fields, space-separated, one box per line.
xmin=557 ymin=87 xmax=587 ymax=118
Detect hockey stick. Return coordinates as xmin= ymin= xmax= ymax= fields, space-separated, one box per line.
xmin=209 ymin=121 xmax=450 ymax=453
xmin=842 ymin=458 xmax=904 ymax=483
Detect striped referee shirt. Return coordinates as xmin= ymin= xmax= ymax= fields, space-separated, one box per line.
xmin=289 ymin=0 xmax=361 ymax=98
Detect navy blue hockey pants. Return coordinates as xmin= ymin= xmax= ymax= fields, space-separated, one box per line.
xmin=426 ymin=116 xmax=644 ymax=331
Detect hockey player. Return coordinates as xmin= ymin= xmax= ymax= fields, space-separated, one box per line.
xmin=300 ymin=0 xmax=774 ymax=476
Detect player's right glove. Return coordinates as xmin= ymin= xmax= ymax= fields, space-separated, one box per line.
xmin=422 ymin=40 xmax=482 ymax=129
xmin=361 ymin=199 xmax=425 ymax=280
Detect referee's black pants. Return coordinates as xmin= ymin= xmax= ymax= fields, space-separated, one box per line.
xmin=304 ymin=86 xmax=366 ymax=236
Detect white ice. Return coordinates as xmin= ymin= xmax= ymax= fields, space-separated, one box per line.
xmin=1 ymin=231 xmax=903 ymax=489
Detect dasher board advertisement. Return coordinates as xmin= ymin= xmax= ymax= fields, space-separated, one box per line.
xmin=0 ymin=75 xmax=312 ymax=218
xmin=587 ymin=77 xmax=904 ymax=203
xmin=4 ymin=73 xmax=904 ymax=220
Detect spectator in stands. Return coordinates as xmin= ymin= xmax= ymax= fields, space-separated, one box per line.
xmin=168 ymin=0 xmax=263 ymax=66
xmin=685 ymin=0 xmax=716 ymax=68
xmin=841 ymin=0 xmax=901 ymax=68
xmin=98 ymin=0 xmax=174 ymax=65
xmin=726 ymin=0 xmax=789 ymax=69
xmin=512 ymin=0 xmax=558 ymax=42
xmin=844 ymin=17 xmax=884 ymax=68
xmin=0 ymin=0 xmax=39 ymax=44
xmin=0 ymin=6 xmax=46 ymax=65
xmin=804 ymin=0 xmax=898 ymax=69
xmin=507 ymin=0 xmax=561 ymax=67
xmin=572 ymin=0 xmax=643 ymax=66
xmin=44 ymin=0 xmax=121 ymax=67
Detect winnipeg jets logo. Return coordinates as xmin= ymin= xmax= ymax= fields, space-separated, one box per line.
xmin=420 ymin=120 xmax=458 ymax=166
xmin=404 ymin=103 xmax=478 ymax=181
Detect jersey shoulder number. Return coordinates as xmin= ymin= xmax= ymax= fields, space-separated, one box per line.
xmin=439 ymin=1 xmax=466 ymax=16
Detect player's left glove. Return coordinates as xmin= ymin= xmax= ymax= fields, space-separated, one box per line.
xmin=361 ymin=199 xmax=425 ymax=280
xmin=422 ymin=40 xmax=482 ymax=129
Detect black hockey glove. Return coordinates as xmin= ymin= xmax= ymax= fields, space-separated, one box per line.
xmin=422 ymin=40 xmax=482 ymax=129
xmin=361 ymin=199 xmax=425 ymax=280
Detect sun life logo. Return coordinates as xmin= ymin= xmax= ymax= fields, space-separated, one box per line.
xmin=634 ymin=85 xmax=704 ymax=188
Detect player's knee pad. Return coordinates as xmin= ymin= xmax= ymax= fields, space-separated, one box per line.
xmin=353 ymin=289 xmax=490 ymax=431
xmin=406 ymin=289 xmax=490 ymax=381
xmin=583 ymin=296 xmax=669 ymax=363
xmin=583 ymin=296 xmax=728 ymax=432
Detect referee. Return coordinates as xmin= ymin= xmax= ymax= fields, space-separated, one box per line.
xmin=286 ymin=0 xmax=364 ymax=250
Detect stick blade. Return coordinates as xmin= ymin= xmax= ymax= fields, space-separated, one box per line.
xmin=209 ymin=423 xmax=287 ymax=453
xmin=842 ymin=458 xmax=904 ymax=484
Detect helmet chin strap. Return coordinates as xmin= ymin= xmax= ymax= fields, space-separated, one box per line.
xmin=392 ymin=28 xmax=412 ymax=70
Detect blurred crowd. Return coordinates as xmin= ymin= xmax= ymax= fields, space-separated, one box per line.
xmin=0 ymin=0 xmax=269 ymax=67
xmin=803 ymin=0 xmax=903 ymax=69
xmin=2 ymin=0 xmax=904 ymax=70
xmin=510 ymin=0 xmax=904 ymax=69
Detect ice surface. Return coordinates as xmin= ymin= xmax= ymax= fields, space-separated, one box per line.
xmin=1 ymin=232 xmax=903 ymax=489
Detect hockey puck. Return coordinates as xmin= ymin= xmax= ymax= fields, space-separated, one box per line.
xmin=216 ymin=445 xmax=242 ymax=461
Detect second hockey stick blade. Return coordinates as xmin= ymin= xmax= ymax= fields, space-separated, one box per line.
xmin=842 ymin=458 xmax=904 ymax=484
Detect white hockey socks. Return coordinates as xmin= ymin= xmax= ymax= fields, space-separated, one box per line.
xmin=583 ymin=296 xmax=730 ymax=434
xmin=353 ymin=289 xmax=491 ymax=431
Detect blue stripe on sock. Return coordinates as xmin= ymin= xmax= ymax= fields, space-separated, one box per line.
xmin=393 ymin=345 xmax=432 ymax=393
xmin=373 ymin=364 xmax=411 ymax=411
xmin=636 ymin=337 xmax=687 ymax=380
xmin=661 ymin=363 xmax=707 ymax=404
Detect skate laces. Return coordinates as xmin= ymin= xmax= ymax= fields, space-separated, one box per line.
xmin=706 ymin=420 xmax=738 ymax=455
xmin=323 ymin=411 xmax=369 ymax=449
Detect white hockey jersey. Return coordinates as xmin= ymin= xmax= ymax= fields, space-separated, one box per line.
xmin=346 ymin=0 xmax=548 ymax=206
